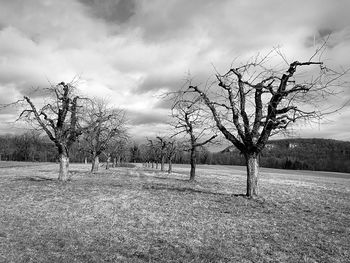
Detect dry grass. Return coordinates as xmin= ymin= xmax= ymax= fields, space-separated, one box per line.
xmin=0 ymin=162 xmax=349 ymax=262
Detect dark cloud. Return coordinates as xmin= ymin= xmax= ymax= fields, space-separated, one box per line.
xmin=153 ymin=99 xmax=173 ymax=110
xmin=129 ymin=0 xmax=219 ymax=42
xmin=137 ymin=75 xmax=183 ymax=94
xmin=126 ymin=109 xmax=169 ymax=125
xmin=78 ymin=0 xmax=136 ymax=24
xmin=136 ymin=69 xmax=212 ymax=95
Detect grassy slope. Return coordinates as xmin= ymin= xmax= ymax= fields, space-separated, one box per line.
xmin=0 ymin=162 xmax=349 ymax=263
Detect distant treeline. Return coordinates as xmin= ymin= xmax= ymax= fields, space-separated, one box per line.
xmin=0 ymin=132 xmax=89 ymax=163
xmin=206 ymin=138 xmax=350 ymax=173
xmin=1 ymin=133 xmax=349 ymax=173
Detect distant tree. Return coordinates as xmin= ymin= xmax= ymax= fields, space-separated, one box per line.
xmin=170 ymin=91 xmax=217 ymax=181
xmin=165 ymin=140 xmax=184 ymax=173
xmin=156 ymin=136 xmax=168 ymax=172
xmin=82 ymin=99 xmax=127 ymax=172
xmin=146 ymin=139 xmax=159 ymax=169
xmin=187 ymin=49 xmax=348 ymax=197
xmin=19 ymin=82 xmax=85 ymax=181
xmin=13 ymin=131 xmax=42 ymax=161
xmin=109 ymin=138 xmax=129 ymax=167
xmin=130 ymin=142 xmax=141 ymax=163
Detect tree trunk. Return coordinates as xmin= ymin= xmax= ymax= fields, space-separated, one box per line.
xmin=168 ymin=158 xmax=172 ymax=174
xmin=245 ymin=153 xmax=259 ymax=198
xmin=91 ymin=154 xmax=99 ymax=172
xmin=58 ymin=153 xmax=69 ymax=181
xmin=106 ymin=155 xmax=111 ymax=170
xmin=189 ymin=147 xmax=196 ymax=181
xmin=161 ymin=156 xmax=165 ymax=171
xmin=84 ymin=157 xmax=88 ymax=164
xmin=117 ymin=156 xmax=121 ymax=166
xmin=151 ymin=162 xmax=154 ymax=169
xmin=156 ymin=162 xmax=158 ymax=169
xmin=112 ymin=157 xmax=116 ymax=168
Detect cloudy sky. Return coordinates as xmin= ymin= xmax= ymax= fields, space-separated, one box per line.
xmin=0 ymin=0 xmax=349 ymax=144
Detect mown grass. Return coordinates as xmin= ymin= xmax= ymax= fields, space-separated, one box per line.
xmin=0 ymin=162 xmax=349 ymax=262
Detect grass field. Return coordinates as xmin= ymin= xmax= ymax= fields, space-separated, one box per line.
xmin=0 ymin=162 xmax=349 ymax=262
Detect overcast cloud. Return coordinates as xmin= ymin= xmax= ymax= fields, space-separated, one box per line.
xmin=0 ymin=0 xmax=349 ymax=143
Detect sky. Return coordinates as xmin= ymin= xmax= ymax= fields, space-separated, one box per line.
xmin=0 ymin=0 xmax=349 ymax=145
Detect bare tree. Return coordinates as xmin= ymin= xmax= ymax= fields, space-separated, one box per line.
xmin=146 ymin=138 xmax=160 ymax=169
xmin=20 ymin=82 xmax=84 ymax=181
xmin=166 ymin=140 xmax=181 ymax=174
xmin=82 ymin=99 xmax=127 ymax=172
xmin=171 ymin=91 xmax=217 ymax=181
xmin=109 ymin=138 xmax=129 ymax=168
xmin=187 ymin=50 xmax=348 ymax=197
xmin=156 ymin=136 xmax=168 ymax=172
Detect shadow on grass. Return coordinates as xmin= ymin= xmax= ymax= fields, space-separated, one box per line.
xmin=142 ymin=183 xmax=246 ymax=198
xmin=13 ymin=176 xmax=55 ymax=182
xmin=124 ymin=238 xmax=229 ymax=263
xmin=154 ymin=176 xmax=189 ymax=182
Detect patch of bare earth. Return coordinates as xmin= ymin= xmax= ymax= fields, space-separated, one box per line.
xmin=0 ymin=162 xmax=349 ymax=262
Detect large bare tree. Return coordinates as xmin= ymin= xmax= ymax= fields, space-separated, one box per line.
xmin=171 ymin=91 xmax=217 ymax=181
xmin=82 ymin=99 xmax=127 ymax=172
xmin=187 ymin=50 xmax=348 ymax=197
xmin=20 ymin=82 xmax=84 ymax=181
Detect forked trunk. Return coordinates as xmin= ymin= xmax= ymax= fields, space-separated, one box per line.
xmin=189 ymin=147 xmax=196 ymax=181
xmin=245 ymin=153 xmax=259 ymax=198
xmin=58 ymin=153 xmax=69 ymax=181
xmin=91 ymin=154 xmax=99 ymax=172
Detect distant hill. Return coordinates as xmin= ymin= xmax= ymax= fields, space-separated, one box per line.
xmin=216 ymin=138 xmax=350 ymax=173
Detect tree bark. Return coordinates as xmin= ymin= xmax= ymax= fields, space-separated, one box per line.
xmin=112 ymin=157 xmax=116 ymax=168
xmin=168 ymin=158 xmax=172 ymax=174
xmin=245 ymin=153 xmax=259 ymax=198
xmin=84 ymin=157 xmax=88 ymax=164
xmin=161 ymin=156 xmax=165 ymax=171
xmin=189 ymin=147 xmax=196 ymax=181
xmin=58 ymin=153 xmax=69 ymax=181
xmin=91 ymin=154 xmax=99 ymax=172
xmin=106 ymin=155 xmax=111 ymax=170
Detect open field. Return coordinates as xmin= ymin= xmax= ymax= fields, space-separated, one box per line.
xmin=0 ymin=162 xmax=349 ymax=262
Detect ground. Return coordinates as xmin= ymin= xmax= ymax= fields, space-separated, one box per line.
xmin=0 ymin=162 xmax=349 ymax=263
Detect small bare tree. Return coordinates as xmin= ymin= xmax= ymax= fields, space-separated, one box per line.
xmin=187 ymin=50 xmax=348 ymax=197
xmin=20 ymin=82 xmax=85 ymax=181
xmin=109 ymin=138 xmax=129 ymax=168
xmin=166 ymin=140 xmax=177 ymax=174
xmin=156 ymin=136 xmax=168 ymax=172
xmin=82 ymin=99 xmax=127 ymax=172
xmin=171 ymin=91 xmax=217 ymax=181
xmin=146 ymin=139 xmax=158 ymax=168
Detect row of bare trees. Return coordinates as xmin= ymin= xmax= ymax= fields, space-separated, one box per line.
xmin=19 ymin=82 xmax=128 ymax=181
xmin=143 ymin=136 xmax=178 ymax=173
xmin=11 ymin=47 xmax=348 ymax=198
